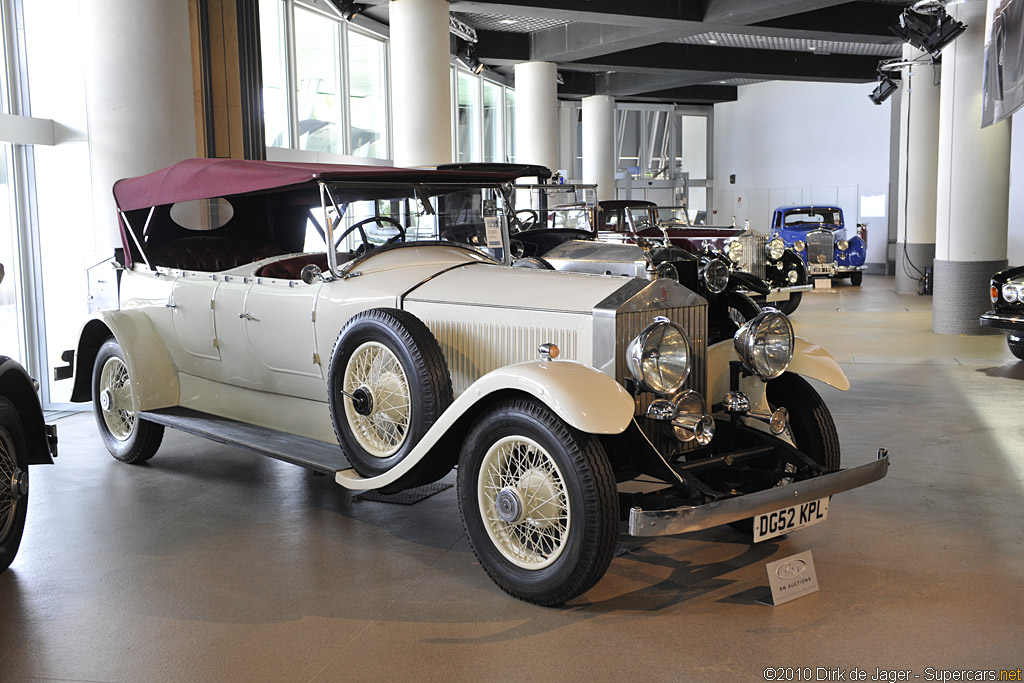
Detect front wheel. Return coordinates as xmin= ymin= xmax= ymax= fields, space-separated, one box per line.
xmin=709 ymin=293 xmax=762 ymax=344
xmin=92 ymin=339 xmax=164 ymax=464
xmin=0 ymin=397 xmax=29 ymax=572
xmin=457 ymin=399 xmax=618 ymax=605
xmin=777 ymin=291 xmax=802 ymax=316
xmin=1008 ymin=335 xmax=1024 ymax=360
xmin=849 ymin=271 xmax=863 ymax=286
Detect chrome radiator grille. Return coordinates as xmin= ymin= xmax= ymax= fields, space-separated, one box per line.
xmin=737 ymin=234 xmax=766 ymax=279
xmin=426 ymin=319 xmax=579 ymax=396
xmin=807 ymin=230 xmax=834 ymax=265
xmin=614 ymin=304 xmax=708 ymax=455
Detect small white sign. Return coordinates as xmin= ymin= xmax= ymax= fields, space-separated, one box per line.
xmin=484 ymin=216 xmax=502 ymax=248
xmin=813 ymin=278 xmax=832 ymax=289
xmin=765 ymin=550 xmax=819 ymax=606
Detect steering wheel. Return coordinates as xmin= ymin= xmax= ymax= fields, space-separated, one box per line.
xmin=510 ymin=209 xmax=539 ymax=233
xmin=336 ymin=216 xmax=407 ymax=252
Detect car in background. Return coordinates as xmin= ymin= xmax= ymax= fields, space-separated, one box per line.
xmin=598 ymin=200 xmax=811 ymax=315
xmin=0 ymin=263 xmax=59 ymax=573
xmin=770 ymin=205 xmax=867 ymax=285
xmin=980 ymin=265 xmax=1024 ymax=359
xmin=57 ymin=159 xmax=888 ymax=605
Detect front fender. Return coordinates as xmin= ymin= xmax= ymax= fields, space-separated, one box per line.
xmin=0 ymin=357 xmax=53 ymax=465
xmin=729 ymin=270 xmax=770 ymax=296
xmin=708 ymin=336 xmax=849 ymax=404
xmin=68 ymin=310 xmax=179 ymax=411
xmin=335 ymin=360 xmax=634 ymax=490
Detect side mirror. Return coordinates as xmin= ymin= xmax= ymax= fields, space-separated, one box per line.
xmin=300 ymin=263 xmax=323 ymax=285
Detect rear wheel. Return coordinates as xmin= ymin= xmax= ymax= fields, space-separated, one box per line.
xmin=457 ymin=399 xmax=618 ymax=605
xmin=92 ymin=339 xmax=164 ymax=464
xmin=0 ymin=397 xmax=28 ymax=572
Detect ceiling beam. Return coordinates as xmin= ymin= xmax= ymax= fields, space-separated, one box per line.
xmin=703 ymin=0 xmax=849 ymax=25
xmin=756 ymin=2 xmax=906 ymax=38
xmin=531 ymin=23 xmax=686 ymax=63
xmin=571 ymin=44 xmax=880 ymax=83
xmin=623 ymin=85 xmax=738 ymax=104
xmin=449 ymin=0 xmax=703 ymax=28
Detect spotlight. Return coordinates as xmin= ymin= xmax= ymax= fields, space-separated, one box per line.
xmin=888 ymin=4 xmax=966 ymax=57
xmin=868 ymin=74 xmax=899 ymax=105
xmin=456 ymin=39 xmax=485 ymax=74
xmin=329 ymin=0 xmax=363 ymax=21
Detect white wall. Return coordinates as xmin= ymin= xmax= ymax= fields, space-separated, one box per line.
xmin=713 ymin=81 xmax=892 ymax=266
xmin=1008 ymin=114 xmax=1023 ymax=264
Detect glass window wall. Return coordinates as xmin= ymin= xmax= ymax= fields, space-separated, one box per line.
xmin=259 ymin=0 xmax=288 ymax=148
xmin=482 ymin=80 xmax=502 ymax=163
xmin=455 ymin=69 xmax=480 ymax=163
xmin=347 ymin=28 xmax=388 ymax=158
xmin=295 ymin=7 xmax=342 ymax=153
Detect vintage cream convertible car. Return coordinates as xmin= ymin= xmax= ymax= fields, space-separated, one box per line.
xmin=58 ymin=159 xmax=888 ymax=605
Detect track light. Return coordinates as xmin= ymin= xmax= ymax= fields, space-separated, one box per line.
xmin=868 ymin=74 xmax=899 ymax=105
xmin=329 ymin=0 xmax=363 ymax=21
xmin=456 ymin=39 xmax=485 ymax=75
xmin=888 ymin=3 xmax=966 ymax=57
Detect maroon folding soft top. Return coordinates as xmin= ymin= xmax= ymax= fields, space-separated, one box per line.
xmin=112 ymin=158 xmax=525 ymax=212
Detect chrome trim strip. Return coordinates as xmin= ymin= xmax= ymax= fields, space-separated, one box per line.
xmin=627 ymin=451 xmax=889 ymax=536
xmin=980 ymin=311 xmax=1024 ymax=331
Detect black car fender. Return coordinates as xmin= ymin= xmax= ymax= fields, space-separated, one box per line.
xmin=0 ymin=357 xmax=54 ymax=465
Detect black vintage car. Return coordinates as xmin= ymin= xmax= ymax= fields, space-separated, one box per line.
xmin=0 ymin=264 xmax=59 ymax=572
xmin=980 ymin=265 xmax=1024 ymax=359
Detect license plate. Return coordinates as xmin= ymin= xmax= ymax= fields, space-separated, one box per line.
xmin=754 ymin=497 xmax=830 ymax=542
xmin=809 ymin=264 xmax=835 ymax=276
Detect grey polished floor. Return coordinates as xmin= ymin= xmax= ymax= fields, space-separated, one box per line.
xmin=2 ymin=276 xmax=1022 ymax=682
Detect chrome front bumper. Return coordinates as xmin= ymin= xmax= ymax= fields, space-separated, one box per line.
xmin=764 ymin=283 xmax=813 ymax=302
xmin=980 ymin=310 xmax=1024 ymax=332
xmin=627 ymin=449 xmax=889 ymax=537
xmin=836 ymin=265 xmax=868 ymax=273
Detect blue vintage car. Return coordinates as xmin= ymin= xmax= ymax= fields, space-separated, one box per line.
xmin=769 ymin=206 xmax=867 ymax=285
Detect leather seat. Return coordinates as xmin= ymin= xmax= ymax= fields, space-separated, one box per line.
xmin=147 ymin=236 xmax=287 ymax=272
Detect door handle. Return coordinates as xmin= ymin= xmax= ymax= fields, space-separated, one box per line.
xmin=239 ymin=312 xmax=259 ymax=322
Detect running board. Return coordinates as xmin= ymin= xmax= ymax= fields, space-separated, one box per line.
xmin=139 ymin=407 xmax=349 ymax=475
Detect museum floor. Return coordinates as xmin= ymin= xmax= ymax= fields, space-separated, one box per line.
xmin=2 ymin=275 xmax=1021 ymax=682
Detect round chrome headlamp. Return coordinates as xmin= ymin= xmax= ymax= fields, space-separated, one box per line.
xmin=787 ymin=269 xmax=799 ymax=284
xmin=733 ymin=308 xmax=795 ymax=380
xmin=626 ymin=316 xmax=692 ymax=396
xmin=656 ymin=261 xmax=679 ymax=281
xmin=793 ymin=240 xmax=806 ymax=253
xmin=1003 ymin=283 xmax=1019 ymax=303
xmin=725 ymin=240 xmax=743 ymax=262
xmin=837 ymin=239 xmax=849 ymax=251
xmin=766 ymin=238 xmax=785 ymax=261
xmin=701 ymin=259 xmax=730 ymax=294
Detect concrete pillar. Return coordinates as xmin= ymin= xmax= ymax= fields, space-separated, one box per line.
xmin=514 ymin=62 xmax=559 ymax=175
xmin=82 ymin=0 xmax=197 ymax=246
xmin=583 ymin=95 xmax=615 ymax=201
xmin=389 ymin=0 xmax=451 ymax=168
xmin=894 ymin=45 xmax=941 ymax=295
xmin=933 ymin=0 xmax=1012 ymax=334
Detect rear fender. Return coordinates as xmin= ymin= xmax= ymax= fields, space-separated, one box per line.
xmin=336 ymin=359 xmax=634 ymax=491
xmin=68 ymin=311 xmax=179 ymax=411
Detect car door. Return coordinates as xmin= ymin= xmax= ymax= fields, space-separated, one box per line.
xmin=241 ymin=279 xmax=325 ymax=394
xmin=169 ymin=276 xmax=221 ymax=374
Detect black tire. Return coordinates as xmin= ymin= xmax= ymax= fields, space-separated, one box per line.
xmin=328 ymin=308 xmax=452 ymax=478
xmin=0 ymin=397 xmax=28 ymax=572
xmin=710 ymin=293 xmax=762 ymax=344
xmin=777 ymin=291 xmax=802 ymax=316
xmin=728 ymin=372 xmax=840 ymax=534
xmin=850 ymin=271 xmax=863 ymax=286
xmin=92 ymin=339 xmax=164 ymax=464
xmin=1008 ymin=335 xmax=1024 ymax=360
xmin=457 ymin=398 xmax=618 ymax=606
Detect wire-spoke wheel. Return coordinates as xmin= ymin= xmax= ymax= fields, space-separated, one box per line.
xmin=0 ymin=397 xmax=28 ymax=572
xmin=329 ymin=308 xmax=452 ymax=478
xmin=91 ymin=339 xmax=164 ymax=464
xmin=99 ymin=356 xmax=135 ymax=441
xmin=458 ymin=399 xmax=617 ymax=606
xmin=343 ymin=342 xmax=412 ymax=458
xmin=478 ymin=435 xmax=570 ymax=570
